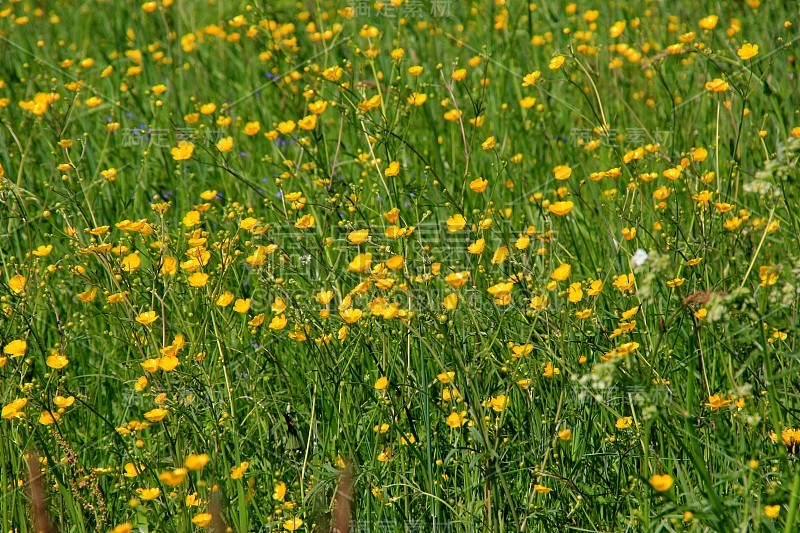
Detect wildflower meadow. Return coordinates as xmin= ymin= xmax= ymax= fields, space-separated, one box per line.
xmin=2 ymin=0 xmax=800 ymax=531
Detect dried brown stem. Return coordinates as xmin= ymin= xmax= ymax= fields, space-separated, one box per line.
xmin=26 ymin=452 xmax=55 ymax=533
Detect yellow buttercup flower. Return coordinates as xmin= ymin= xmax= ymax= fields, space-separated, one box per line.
xmin=549 ymin=55 xmax=565 ymax=70
xmin=2 ymin=398 xmax=28 ymax=419
xmin=358 ymin=95 xmax=382 ymax=112
xmin=348 ymin=253 xmax=372 ymax=273
xmin=233 ymin=298 xmax=251 ymax=313
xmin=308 ymin=100 xmax=328 ymax=115
xmin=136 ymin=488 xmax=161 ymax=500
xmin=32 ymin=244 xmax=53 ymax=257
xmin=512 ymin=344 xmax=533 ymax=358
xmin=144 ymin=408 xmax=168 ymax=422
xmin=648 ymin=474 xmax=673 ymax=492
xmin=567 ymin=282 xmax=583 ymax=302
xmin=269 ymin=315 xmax=288 ymax=329
xmin=522 ymin=71 xmax=541 ymax=86
xmin=39 ymin=411 xmax=61 ymax=426
xmin=613 ymin=273 xmax=636 ymax=293
xmin=698 ymin=15 xmax=718 ymax=30
xmin=386 ymin=255 xmax=404 ymax=270
xmin=283 ymin=518 xmax=304 ymax=531
xmin=548 ymin=201 xmax=574 ymax=216
xmin=469 ymin=177 xmax=488 ymax=193
xmin=446 ymin=214 xmax=466 ymax=232
xmin=705 ymin=394 xmax=732 ymax=410
xmin=135 ymin=311 xmax=158 ymax=326
xmin=184 ymin=453 xmax=210 ymax=471
xmin=442 ymin=293 xmax=458 ymax=310
xmin=737 ymin=43 xmax=758 ymax=60
xmin=553 ymin=165 xmax=572 ymax=180
xmin=187 ymin=272 xmax=209 ymax=288
xmin=468 ymin=238 xmax=485 ymax=254
xmin=298 ymin=115 xmax=317 ymax=130
xmin=705 ymin=78 xmax=728 ymax=92
xmin=192 ymin=514 xmax=212 ymax=527
xmin=407 ymin=92 xmax=427 ymax=106
xmin=243 ymin=121 xmax=261 ymax=135
xmin=272 ymin=481 xmax=287 ymax=501
xmin=609 ymin=20 xmax=626 ymax=38
xmin=385 ymin=161 xmax=400 ymax=177
xmin=46 ymin=352 xmax=70 ymax=370
xmin=216 ymin=136 xmax=233 ymax=152
xmin=216 ymin=291 xmax=235 ymax=306
xmin=348 ymin=229 xmax=370 ymax=244
xmin=615 ymin=417 xmax=632 ymax=429
xmin=446 ymin=411 xmax=467 ymax=429
xmin=490 ymin=395 xmax=509 ymax=412
xmin=339 ymin=308 xmax=362 ymax=324
xmin=294 ymin=214 xmax=315 ymax=229
xmin=550 ymin=263 xmax=571 ymax=282
xmin=445 ymin=271 xmax=470 ymax=288
xmin=9 ymin=274 xmax=27 ymax=294
xmin=322 ymin=66 xmax=343 ymax=81
xmin=158 ymin=468 xmax=187 ymax=486
xmin=183 ymin=210 xmax=201 ymax=227
xmin=171 ymin=140 xmax=194 ymax=160
xmin=230 ymin=461 xmax=249 ymax=479
xmin=4 ymin=339 xmax=27 ymax=357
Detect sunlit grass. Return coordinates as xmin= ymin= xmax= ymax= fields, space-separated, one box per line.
xmin=2 ymin=1 xmax=800 ymax=531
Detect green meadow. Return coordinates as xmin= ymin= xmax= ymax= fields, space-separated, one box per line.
xmin=2 ymin=0 xmax=800 ymax=531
